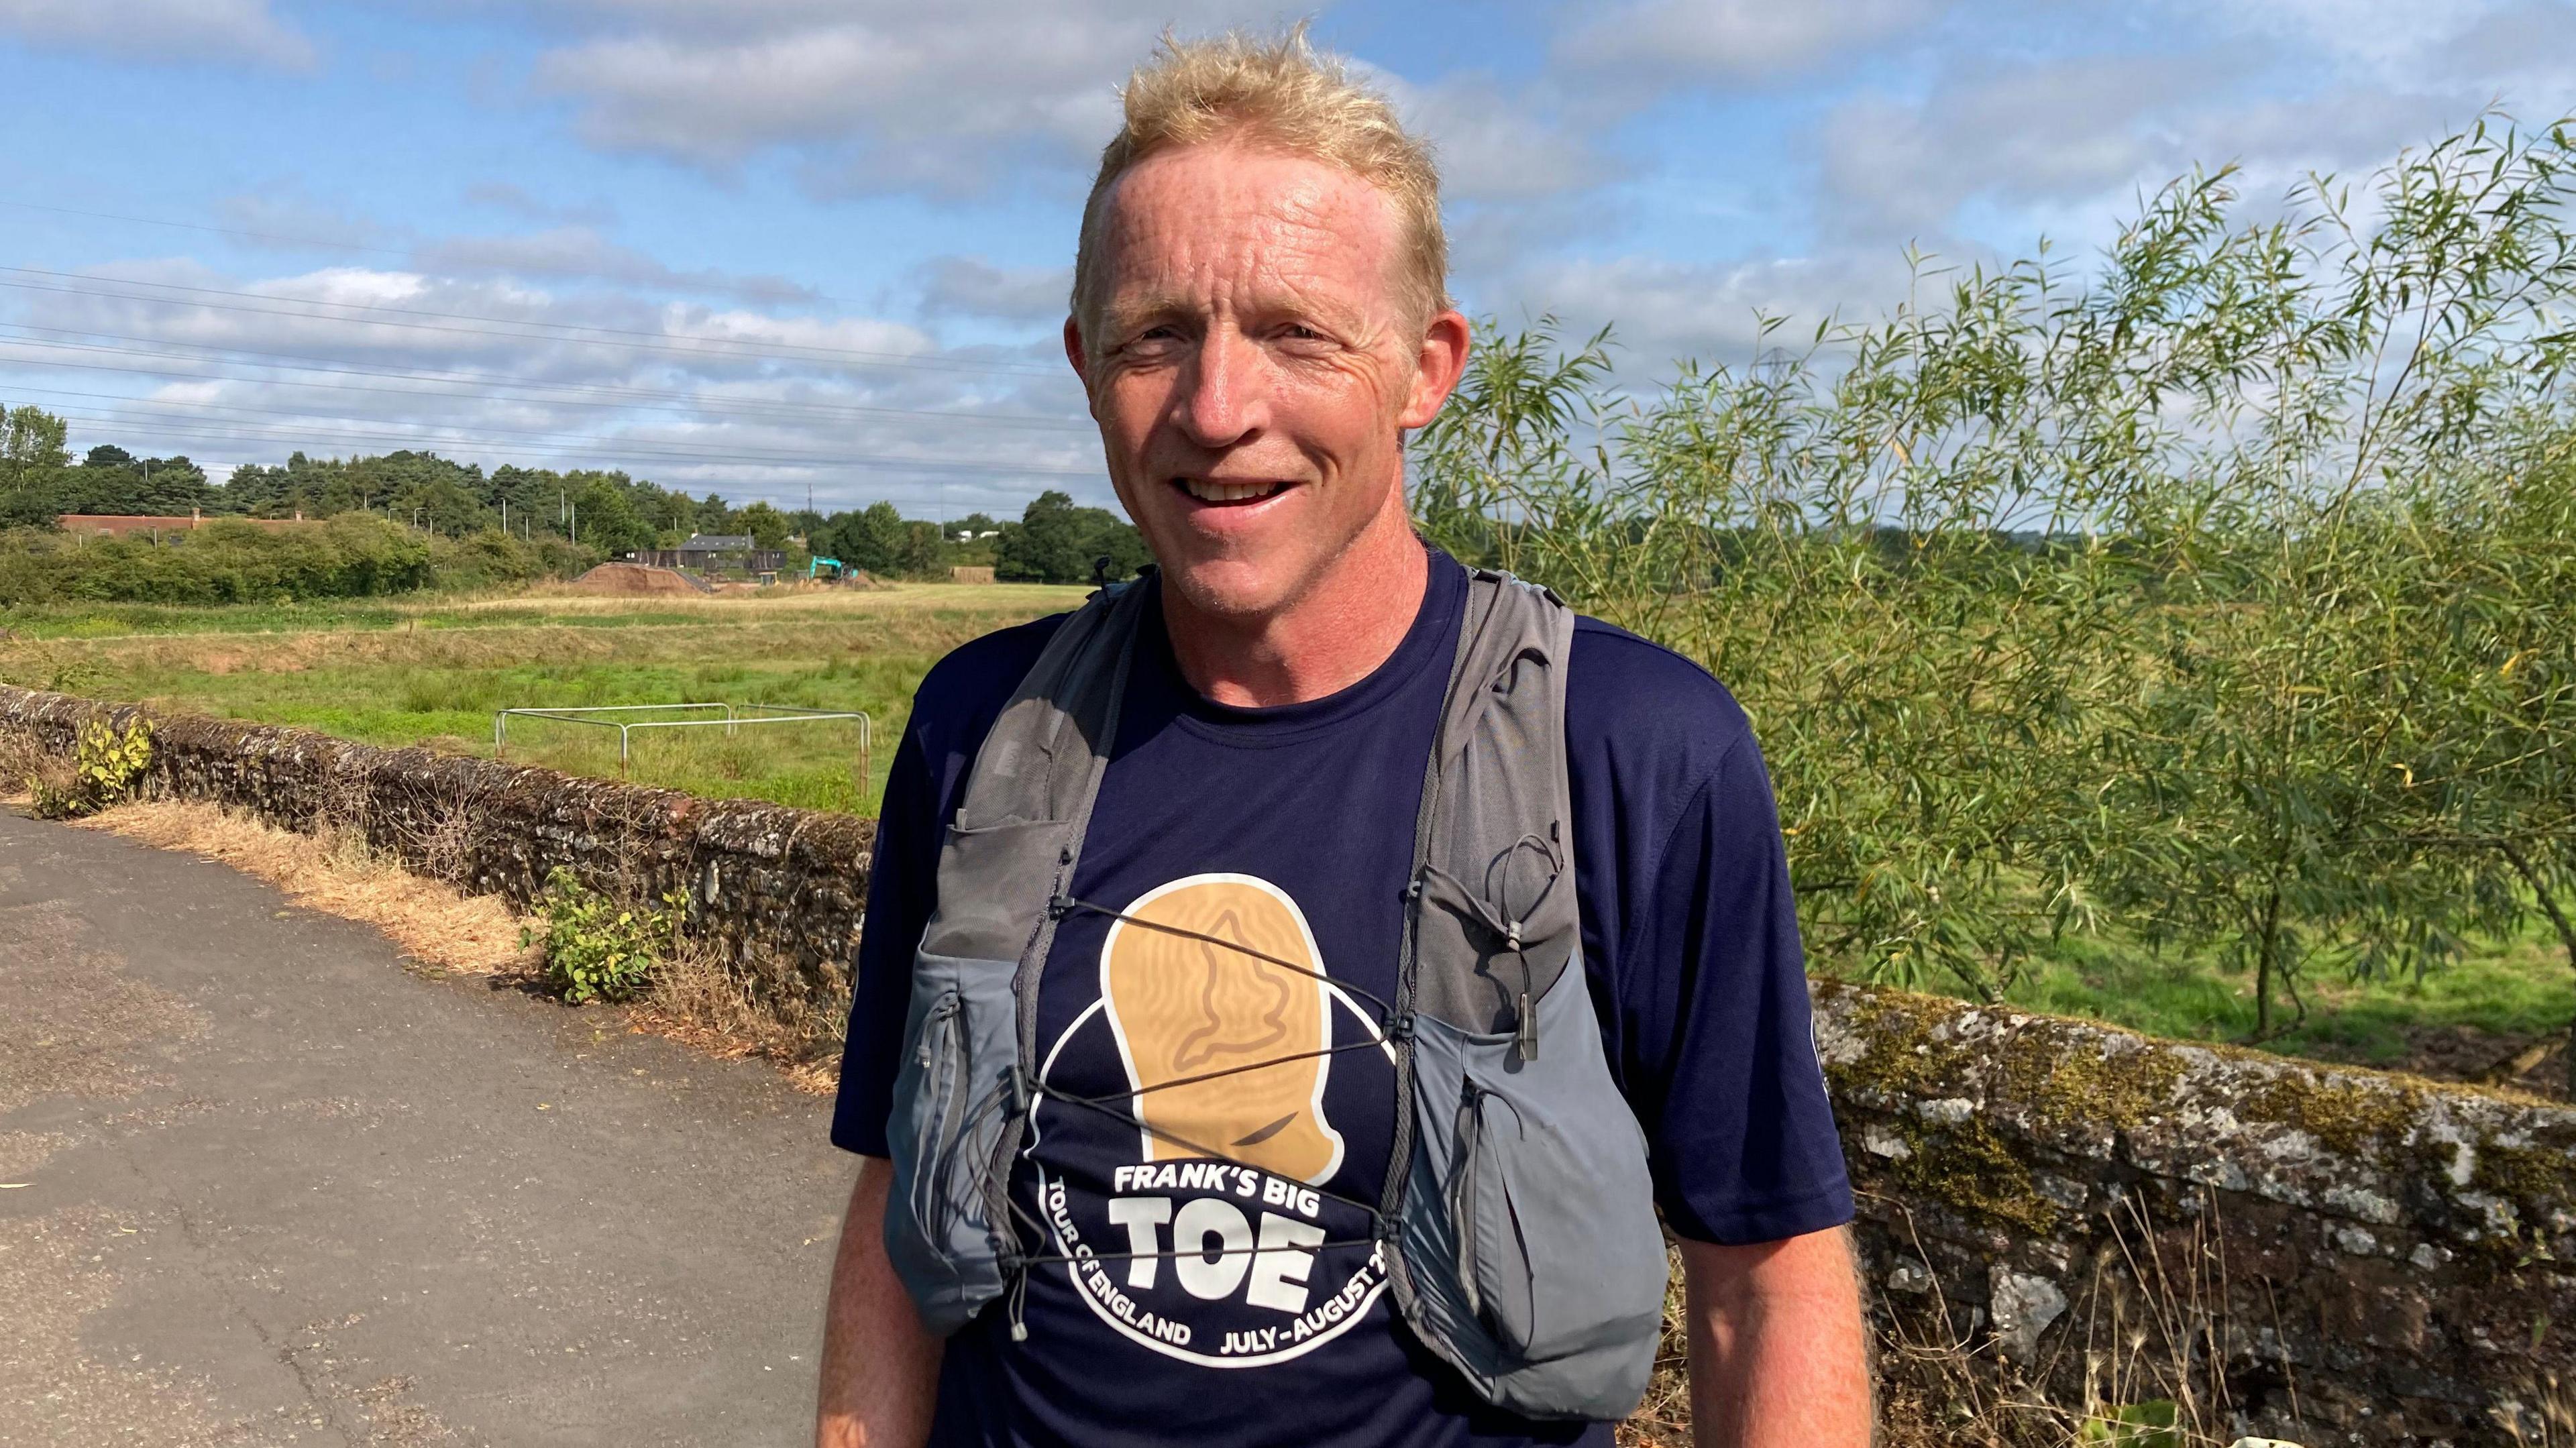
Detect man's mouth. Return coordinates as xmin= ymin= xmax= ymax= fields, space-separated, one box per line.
xmin=1173 ymin=478 xmax=1288 ymax=505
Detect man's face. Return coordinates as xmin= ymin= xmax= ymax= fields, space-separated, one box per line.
xmin=1068 ymin=143 xmax=1463 ymax=620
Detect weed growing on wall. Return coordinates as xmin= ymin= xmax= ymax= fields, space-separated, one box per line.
xmin=29 ymin=715 xmax=152 ymax=819
xmin=527 ymin=866 xmax=681 ymax=1004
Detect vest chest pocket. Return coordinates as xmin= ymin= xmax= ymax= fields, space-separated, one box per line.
xmin=1400 ymin=958 xmax=1670 ymax=1419
xmin=906 ymin=991 xmax=971 ymax=1247
xmin=1451 ymin=1078 xmax=1542 ymax=1354
xmin=883 ymin=950 xmax=1024 ymax=1335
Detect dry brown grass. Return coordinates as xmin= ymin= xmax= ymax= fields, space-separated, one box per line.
xmin=0 ymin=726 xmax=43 ymax=804
xmin=0 ymin=581 xmax=1086 ymax=685
xmin=1617 ymin=1263 xmax=1692 ymax=1447
xmin=2502 ymin=1372 xmax=2576 ymax=1445
xmin=70 ymin=799 xmax=537 ymax=976
xmin=5 ymin=615 xmax=1028 ymax=682
xmin=629 ymin=942 xmax=849 ymax=1096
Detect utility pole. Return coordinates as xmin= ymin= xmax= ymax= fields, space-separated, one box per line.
xmin=501 ymin=498 xmax=507 ymax=535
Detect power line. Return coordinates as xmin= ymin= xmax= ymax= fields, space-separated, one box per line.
xmin=0 ymin=321 xmax=1085 ymax=424
xmin=0 ymin=332 xmax=1091 ymax=432
xmin=0 ymin=266 xmax=1063 ymax=376
xmin=0 ymin=199 xmax=415 ymax=258
xmin=0 ymin=197 xmax=885 ymax=312
xmin=32 ymin=397 xmax=1104 ymax=477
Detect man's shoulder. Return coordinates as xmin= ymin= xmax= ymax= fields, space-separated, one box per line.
xmin=1564 ymin=614 xmax=1755 ymax=777
xmin=907 ymin=610 xmax=1074 ymax=761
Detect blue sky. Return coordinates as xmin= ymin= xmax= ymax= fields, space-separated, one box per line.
xmin=3 ymin=0 xmax=2570 ymax=518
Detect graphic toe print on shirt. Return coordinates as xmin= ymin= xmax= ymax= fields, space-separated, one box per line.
xmin=1102 ymin=873 xmax=1346 ymax=1184
xmin=1031 ymin=873 xmax=1389 ymax=1367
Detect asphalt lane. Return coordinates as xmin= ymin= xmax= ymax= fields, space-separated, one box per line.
xmin=0 ymin=807 xmax=855 ymax=1447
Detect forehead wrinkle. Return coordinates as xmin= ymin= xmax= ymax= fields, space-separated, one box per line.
xmin=1098 ymin=176 xmax=1407 ymax=347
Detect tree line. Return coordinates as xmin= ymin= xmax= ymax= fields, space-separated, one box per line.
xmin=1415 ymin=117 xmax=2576 ymax=1084
xmin=0 ymin=409 xmax=1148 ymax=592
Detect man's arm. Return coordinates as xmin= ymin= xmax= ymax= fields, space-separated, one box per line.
xmin=815 ymin=1158 xmax=943 ymax=1448
xmin=1679 ymin=1226 xmax=1872 ymax=1448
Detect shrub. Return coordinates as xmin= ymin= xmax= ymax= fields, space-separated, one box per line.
xmin=526 ymin=866 xmax=681 ymax=1004
xmin=29 ymin=715 xmax=153 ymax=819
xmin=0 ymin=516 xmax=591 ymax=606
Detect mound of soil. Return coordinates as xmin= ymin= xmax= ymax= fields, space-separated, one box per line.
xmin=570 ymin=562 xmax=712 ymax=596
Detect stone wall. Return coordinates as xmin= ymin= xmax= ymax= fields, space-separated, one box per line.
xmin=7 ymin=683 xmax=2571 ymax=1442
xmin=1819 ymin=981 xmax=2576 ymax=1445
xmin=0 ymin=685 xmax=873 ymax=992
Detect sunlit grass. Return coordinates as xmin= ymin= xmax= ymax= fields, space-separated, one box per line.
xmin=0 ymin=582 xmax=1083 ymax=815
xmin=11 ymin=577 xmax=2567 ymax=1074
xmin=1892 ymin=919 xmax=2575 ymax=1073
xmin=0 ymin=579 xmax=1086 ymax=638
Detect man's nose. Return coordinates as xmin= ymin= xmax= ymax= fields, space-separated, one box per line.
xmin=1175 ymin=328 xmax=1270 ymax=449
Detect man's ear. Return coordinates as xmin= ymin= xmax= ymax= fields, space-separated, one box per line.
xmin=1064 ymin=315 xmax=1106 ymax=421
xmin=1397 ymin=308 xmax=1473 ymax=430
xmin=1063 ymin=315 xmax=1090 ymax=386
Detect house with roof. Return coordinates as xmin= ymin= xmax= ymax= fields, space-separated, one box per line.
xmin=626 ymin=533 xmax=786 ymax=576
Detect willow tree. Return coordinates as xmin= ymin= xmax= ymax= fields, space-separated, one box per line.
xmin=1413 ymin=115 xmax=2576 ymax=1048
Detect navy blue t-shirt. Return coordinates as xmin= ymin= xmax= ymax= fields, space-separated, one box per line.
xmin=833 ymin=549 xmax=1851 ymax=1448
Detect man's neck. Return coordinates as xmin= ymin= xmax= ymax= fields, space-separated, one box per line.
xmin=1162 ymin=511 xmax=1430 ymax=709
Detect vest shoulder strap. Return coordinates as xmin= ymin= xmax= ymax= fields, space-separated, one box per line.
xmin=1405 ymin=569 xmax=1580 ymax=1035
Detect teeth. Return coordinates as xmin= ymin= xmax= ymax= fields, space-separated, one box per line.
xmin=1181 ymin=478 xmax=1282 ymax=503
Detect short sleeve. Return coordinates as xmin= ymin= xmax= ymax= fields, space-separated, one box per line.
xmin=828 ymin=722 xmax=941 ymax=1158
xmin=827 ymin=614 xmax=1069 ymax=1159
xmin=1565 ymin=623 xmax=1853 ymax=1245
xmin=1618 ymin=740 xmax=1853 ymax=1243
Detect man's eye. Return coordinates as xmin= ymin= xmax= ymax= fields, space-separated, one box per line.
xmin=1114 ymin=327 xmax=1182 ymax=358
xmin=1282 ymin=325 xmax=1326 ymax=342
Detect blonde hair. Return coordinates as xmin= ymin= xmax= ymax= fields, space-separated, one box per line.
xmin=1071 ymin=26 xmax=1449 ymax=339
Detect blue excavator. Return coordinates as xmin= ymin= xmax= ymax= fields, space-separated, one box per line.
xmin=808 ymin=556 xmax=846 ymax=582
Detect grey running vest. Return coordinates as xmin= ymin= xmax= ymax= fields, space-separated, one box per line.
xmin=882 ymin=569 xmax=1669 ymax=1421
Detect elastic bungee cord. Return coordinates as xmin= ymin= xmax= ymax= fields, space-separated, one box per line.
xmin=917 ymin=866 xmax=1563 ymax=1341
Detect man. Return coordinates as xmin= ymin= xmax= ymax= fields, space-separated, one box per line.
xmin=816 ymin=30 xmax=1870 ymax=1448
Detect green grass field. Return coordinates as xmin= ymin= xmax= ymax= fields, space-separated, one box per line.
xmin=0 ymin=581 xmax=1088 ymax=816
xmin=4 ymin=578 xmax=2564 ymax=1083
xmin=1900 ymin=923 xmax=2571 ymax=1076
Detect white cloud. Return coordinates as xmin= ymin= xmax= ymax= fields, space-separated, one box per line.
xmin=1807 ymin=44 xmax=2489 ymax=250
xmin=529 ymin=1 xmax=1279 ymax=193
xmin=203 ymin=188 xmax=819 ymax=304
xmin=211 ymin=189 xmax=402 ymax=254
xmin=0 ymin=0 xmax=315 ymax=69
xmin=2434 ymin=1 xmax=2576 ymax=97
xmin=0 ymin=260 xmax=1108 ymax=514
xmin=914 ymin=257 xmax=1071 ymax=324
xmin=1557 ymin=0 xmax=1936 ymax=79
xmin=1388 ymin=73 xmax=1603 ymax=203
xmin=1505 ymin=249 xmax=1918 ymax=373
xmin=2186 ymin=0 xmax=2503 ymax=80
xmin=1817 ymin=53 xmax=2224 ymax=241
xmin=415 ymin=228 xmax=820 ymax=306
xmin=462 ymin=182 xmax=620 ymax=229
